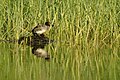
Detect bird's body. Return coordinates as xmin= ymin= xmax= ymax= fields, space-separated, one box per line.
xmin=18 ymin=34 xmax=53 ymax=48
xmin=32 ymin=22 xmax=50 ymax=36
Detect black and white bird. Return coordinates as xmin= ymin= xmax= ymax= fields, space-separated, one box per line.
xmin=32 ymin=22 xmax=51 ymax=37
xmin=18 ymin=22 xmax=54 ymax=60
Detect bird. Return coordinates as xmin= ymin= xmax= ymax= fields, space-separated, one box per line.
xmin=17 ymin=21 xmax=53 ymax=60
xmin=32 ymin=22 xmax=51 ymax=37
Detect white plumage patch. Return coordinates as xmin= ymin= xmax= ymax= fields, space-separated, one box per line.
xmin=36 ymin=48 xmax=48 ymax=57
xmin=36 ymin=29 xmax=46 ymax=34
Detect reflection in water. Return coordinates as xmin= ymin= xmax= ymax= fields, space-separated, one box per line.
xmin=32 ymin=46 xmax=50 ymax=60
xmin=18 ymin=34 xmax=53 ymax=60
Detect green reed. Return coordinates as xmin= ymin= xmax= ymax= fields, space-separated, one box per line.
xmin=0 ymin=0 xmax=120 ymax=80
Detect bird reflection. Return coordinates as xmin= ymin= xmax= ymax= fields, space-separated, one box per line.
xmin=18 ymin=34 xmax=53 ymax=60
xmin=32 ymin=45 xmax=50 ymax=60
